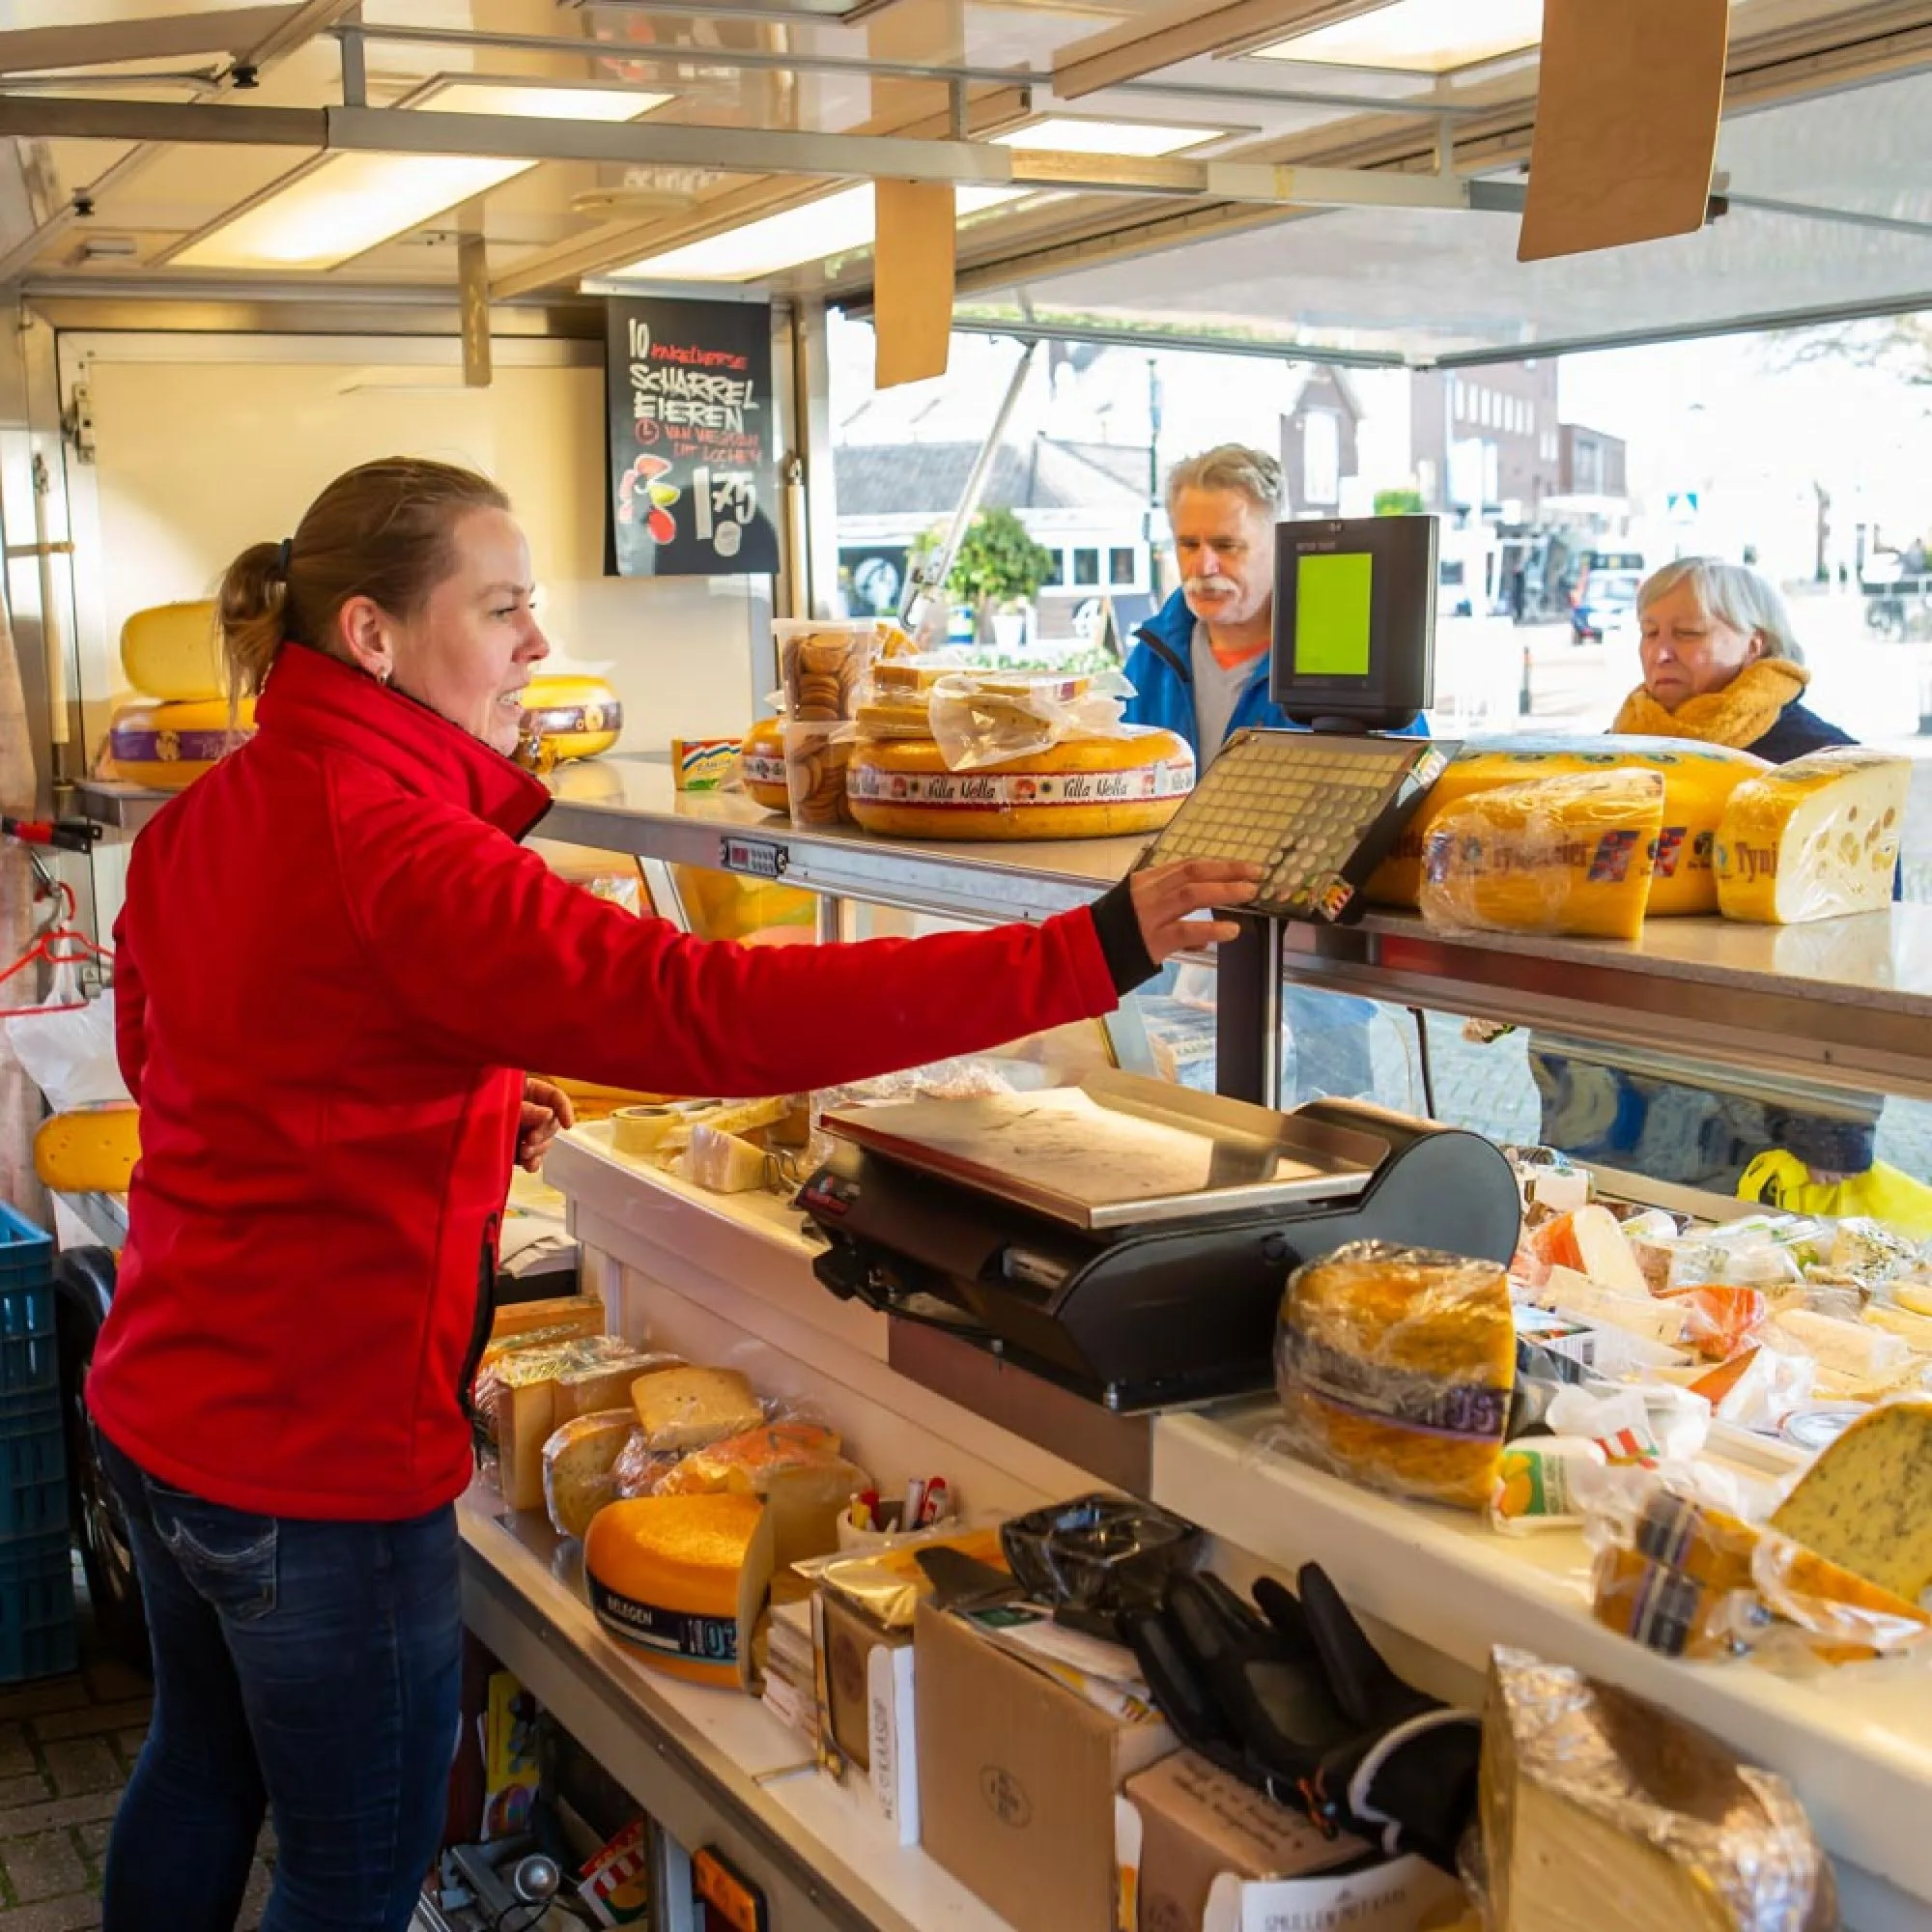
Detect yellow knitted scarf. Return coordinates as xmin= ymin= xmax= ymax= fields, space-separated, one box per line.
xmin=1611 ymin=658 xmax=1809 ymax=749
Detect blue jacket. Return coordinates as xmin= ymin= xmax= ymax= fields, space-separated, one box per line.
xmin=1744 ymin=698 xmax=1855 ymax=765
xmin=1121 ymin=589 xmax=1427 ymax=760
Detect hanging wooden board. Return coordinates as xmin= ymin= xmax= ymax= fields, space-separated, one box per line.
xmin=1518 ymin=0 xmax=1729 ymax=263
xmin=873 ymin=180 xmax=956 ymax=389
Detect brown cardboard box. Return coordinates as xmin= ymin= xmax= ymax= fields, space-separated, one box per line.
xmin=1122 ymin=1749 xmax=1369 ymax=1932
xmin=915 ymin=1601 xmax=1175 ymax=1932
xmin=818 ymin=1589 xmax=911 ymax=1772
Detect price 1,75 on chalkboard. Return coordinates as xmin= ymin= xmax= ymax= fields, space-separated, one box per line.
xmin=605 ymin=295 xmax=781 ymax=581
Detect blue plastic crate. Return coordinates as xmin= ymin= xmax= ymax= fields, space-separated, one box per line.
xmin=0 ymin=1530 xmax=74 ymax=1683
xmin=0 ymin=1390 xmax=65 ymax=1545
xmin=0 ymin=1206 xmax=54 ymax=1397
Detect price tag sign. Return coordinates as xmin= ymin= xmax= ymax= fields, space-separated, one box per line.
xmin=606 ymin=295 xmax=781 ymax=579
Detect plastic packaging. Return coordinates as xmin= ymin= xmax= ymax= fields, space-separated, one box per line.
xmin=1584 ymin=1467 xmax=1930 ymax=1667
xmin=1272 ymin=1241 xmax=1516 ymax=1511
xmin=781 ymin=719 xmax=856 ymax=828
xmin=1481 ymin=1647 xmax=1839 ymax=1928
xmin=807 ymin=1524 xmax=1008 ymax=1628
xmin=738 ymin=714 xmax=790 ymax=811
xmin=1490 ymin=1436 xmax=1607 ymax=1534
xmin=1418 ymin=769 xmax=1665 ymax=940
xmin=775 ymin=618 xmax=893 ymax=723
xmin=542 ymin=1409 xmax=640 ymax=1541
xmin=925 ymin=668 xmax=1132 ymax=771
xmin=1660 ymin=1284 xmax=1768 ymax=1362
xmin=999 ymin=1493 xmax=1203 ymax=1619
xmin=472 ymin=1334 xmax=657 ymax=1447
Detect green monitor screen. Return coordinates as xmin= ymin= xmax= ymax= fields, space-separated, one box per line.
xmin=1294 ymin=551 xmax=1374 ymax=676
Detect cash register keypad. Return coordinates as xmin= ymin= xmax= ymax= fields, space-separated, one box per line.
xmin=1144 ymin=729 xmax=1448 ymax=922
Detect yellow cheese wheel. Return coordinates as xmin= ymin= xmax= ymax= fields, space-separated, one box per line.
xmin=105 ymin=697 xmax=254 ymax=790
xmin=33 ymin=1106 xmax=140 ymax=1194
xmin=120 ymin=601 xmax=222 ymax=702
xmin=523 ymin=674 xmax=622 ymax=760
xmin=1418 ymin=770 xmax=1664 ymax=940
xmin=738 ymin=716 xmax=790 ymax=811
xmin=1369 ymin=735 xmax=1768 ymax=917
xmin=582 ymin=1492 xmax=775 ymax=1689
xmin=847 ymin=725 xmax=1194 ymax=841
xmin=1715 ymin=746 xmax=1909 ymax=924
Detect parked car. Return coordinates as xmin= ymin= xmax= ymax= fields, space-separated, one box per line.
xmin=1571 ymin=566 xmax=1642 ymax=643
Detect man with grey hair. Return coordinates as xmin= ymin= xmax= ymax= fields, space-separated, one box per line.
xmin=1121 ymin=444 xmax=1296 ymax=764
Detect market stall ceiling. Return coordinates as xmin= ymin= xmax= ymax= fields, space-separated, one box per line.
xmin=0 ymin=0 xmax=1928 ymax=361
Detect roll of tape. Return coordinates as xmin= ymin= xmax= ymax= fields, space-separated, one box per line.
xmin=611 ymin=1105 xmax=680 ymax=1156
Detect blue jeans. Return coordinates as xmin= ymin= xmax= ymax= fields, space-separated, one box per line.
xmin=96 ymin=1429 xmax=462 ymax=1932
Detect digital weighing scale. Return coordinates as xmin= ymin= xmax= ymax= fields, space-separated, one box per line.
xmin=799 ymin=1072 xmax=1520 ymax=1410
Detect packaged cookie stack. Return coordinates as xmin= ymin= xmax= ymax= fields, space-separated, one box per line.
xmin=777 ymin=619 xmax=892 ymax=828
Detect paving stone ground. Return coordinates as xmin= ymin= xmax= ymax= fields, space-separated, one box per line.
xmin=0 ymin=1567 xmax=275 ymax=1931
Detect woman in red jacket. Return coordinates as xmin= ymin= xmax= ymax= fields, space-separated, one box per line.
xmin=87 ymin=456 xmax=1254 ymax=1932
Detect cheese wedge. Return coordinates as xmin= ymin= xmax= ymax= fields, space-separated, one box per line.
xmin=1715 ymin=746 xmax=1909 ymax=923
xmin=1771 ymin=1401 xmax=1932 ymax=1603
xmin=1569 ymin=1205 xmax=1651 ymax=1298
xmin=1370 ymin=735 xmax=1767 ymax=915
xmin=1418 ymin=770 xmax=1664 ymax=940
xmin=120 ymin=600 xmax=222 ymax=702
xmin=1767 ymin=1307 xmax=1908 ymax=1380
xmin=631 ymin=1366 xmax=764 ymax=1453
xmin=32 ymin=1107 xmax=140 ymax=1194
xmin=543 ymin=1409 xmax=639 ymax=1541
xmin=583 ymin=1493 xmax=775 ymax=1689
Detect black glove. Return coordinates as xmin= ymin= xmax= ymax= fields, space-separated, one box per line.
xmin=1121 ymin=1562 xmax=1480 ymax=1873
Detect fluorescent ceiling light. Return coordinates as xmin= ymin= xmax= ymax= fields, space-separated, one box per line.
xmin=1251 ymin=0 xmax=1544 ymax=72
xmin=613 ymin=183 xmax=1025 ymax=283
xmin=174 ymin=81 xmax=670 ymax=273
xmin=994 ymin=117 xmax=1224 ymax=157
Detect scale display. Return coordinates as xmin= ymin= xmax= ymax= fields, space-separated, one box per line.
xmin=1140 ymin=728 xmax=1454 ymax=923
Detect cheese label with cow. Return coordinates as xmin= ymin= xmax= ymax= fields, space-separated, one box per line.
xmin=1369 ymin=735 xmax=1767 ymax=916
xmin=1714 ymin=746 xmax=1908 ymax=923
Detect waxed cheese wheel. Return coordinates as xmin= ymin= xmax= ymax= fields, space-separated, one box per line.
xmin=522 ymin=674 xmax=622 ymax=760
xmin=106 ymin=697 xmax=254 ymax=790
xmin=847 ymin=725 xmax=1194 ymax=841
xmin=1714 ymin=746 xmax=1909 ymax=924
xmin=582 ymin=1492 xmax=774 ymax=1689
xmin=1419 ymin=770 xmax=1664 ymax=940
xmin=739 ymin=715 xmax=789 ymax=811
xmin=120 ymin=600 xmax=222 ymax=702
xmin=33 ymin=1106 xmax=139 ymax=1194
xmin=1369 ymin=735 xmax=1768 ymax=917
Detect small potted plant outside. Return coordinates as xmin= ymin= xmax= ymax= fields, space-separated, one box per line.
xmin=910 ymin=509 xmax=1058 ymax=649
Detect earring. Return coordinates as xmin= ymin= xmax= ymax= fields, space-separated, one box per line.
xmin=378 ymin=666 xmax=392 ymax=687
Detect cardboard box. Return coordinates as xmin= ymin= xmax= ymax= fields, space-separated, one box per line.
xmin=915 ymin=1600 xmax=1175 ymax=1932
xmin=1119 ymin=1749 xmax=1366 ymax=1932
xmin=1200 ymin=1857 xmax=1464 ymax=1932
xmin=815 ymin=1590 xmax=919 ymax=1846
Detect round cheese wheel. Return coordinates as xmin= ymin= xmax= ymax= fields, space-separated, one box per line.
xmin=105 ymin=697 xmax=254 ymax=790
xmin=120 ymin=600 xmax=222 ymax=702
xmin=847 ymin=726 xmax=1194 ymax=841
xmin=1368 ymin=734 xmax=1770 ymax=917
xmin=523 ymin=674 xmax=622 ymax=760
xmin=739 ymin=716 xmax=789 ymax=811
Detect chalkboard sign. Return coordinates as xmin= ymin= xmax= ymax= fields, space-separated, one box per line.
xmin=605 ymin=295 xmax=781 ymax=579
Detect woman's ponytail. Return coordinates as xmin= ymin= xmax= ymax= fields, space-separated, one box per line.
xmin=215 ymin=539 xmax=289 ymax=703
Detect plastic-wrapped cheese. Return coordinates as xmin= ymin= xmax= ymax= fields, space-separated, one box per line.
xmin=105 ymin=698 xmax=254 ymax=790
xmin=738 ymin=715 xmax=790 ymax=810
xmin=847 ymin=725 xmax=1194 ymax=841
xmin=1714 ymin=747 xmax=1908 ymax=923
xmin=1274 ymin=1240 xmax=1515 ymax=1510
xmin=120 ymin=600 xmax=222 ymax=701
xmin=1369 ymin=736 xmax=1766 ymax=916
xmin=522 ymin=674 xmax=622 ymax=760
xmin=583 ymin=1493 xmax=775 ymax=1688
xmin=1419 ymin=770 xmax=1664 ymax=940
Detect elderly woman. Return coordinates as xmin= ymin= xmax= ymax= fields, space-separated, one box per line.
xmin=1612 ymin=556 xmax=1856 ymax=760
xmin=1534 ymin=556 xmax=1896 ymax=1197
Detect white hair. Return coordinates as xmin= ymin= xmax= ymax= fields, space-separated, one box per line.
xmin=1164 ymin=444 xmax=1284 ymax=519
xmin=1637 ymin=557 xmax=1805 ymax=667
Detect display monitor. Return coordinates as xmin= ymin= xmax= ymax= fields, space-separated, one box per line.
xmin=1271 ymin=514 xmax=1437 ymax=729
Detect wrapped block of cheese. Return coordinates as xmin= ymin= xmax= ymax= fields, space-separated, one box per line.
xmin=1370 ymin=735 xmax=1768 ymax=915
xmin=583 ymin=1493 xmax=775 ymax=1689
xmin=1715 ymin=746 xmax=1909 ymax=923
xmin=847 ymin=725 xmax=1194 ymax=841
xmin=106 ymin=697 xmax=255 ymax=790
xmin=1419 ymin=770 xmax=1664 ymax=940
xmin=656 ymin=1422 xmax=870 ymax=1567
xmin=631 ymin=1366 xmax=765 ymax=1453
xmin=1481 ymin=1647 xmax=1836 ymax=1932
xmin=1273 ymin=1241 xmax=1514 ymax=1510
xmin=544 ymin=1410 xmax=640 ymax=1541
xmin=1770 ymin=1399 xmax=1932 ymax=1603
xmin=522 ymin=673 xmax=622 ymax=761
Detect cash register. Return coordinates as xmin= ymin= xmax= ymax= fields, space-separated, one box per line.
xmin=800 ymin=516 xmax=1518 ymax=1410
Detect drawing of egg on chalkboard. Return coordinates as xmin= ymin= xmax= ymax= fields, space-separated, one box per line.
xmin=617 ymin=453 xmax=680 ymax=543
